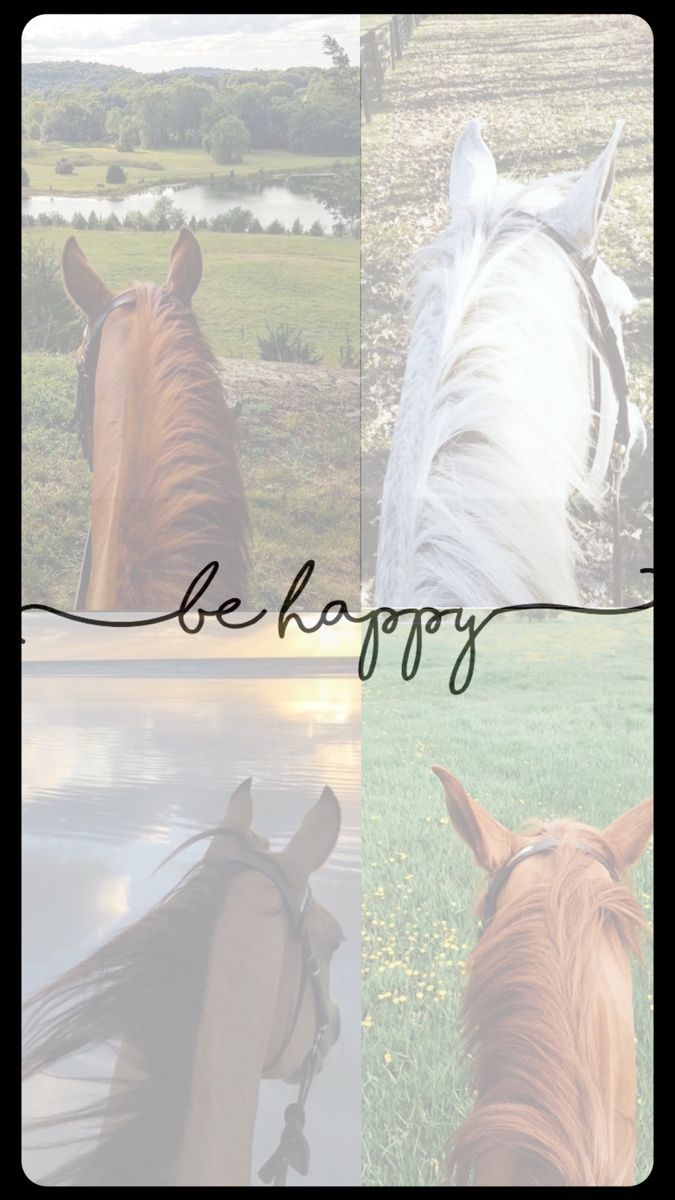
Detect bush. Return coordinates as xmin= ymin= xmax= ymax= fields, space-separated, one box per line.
xmin=205 ymin=115 xmax=250 ymax=164
xmin=105 ymin=163 xmax=126 ymax=184
xmin=55 ymin=158 xmax=74 ymax=175
xmin=257 ymin=322 xmax=321 ymax=364
xmin=22 ymin=240 xmax=82 ymax=353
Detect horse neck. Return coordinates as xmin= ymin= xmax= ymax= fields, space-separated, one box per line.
xmin=376 ymin=225 xmax=599 ymax=606
xmin=87 ymin=291 xmax=247 ymax=611
xmin=174 ymin=872 xmax=288 ymax=1186
xmin=456 ymin=871 xmax=641 ymax=1186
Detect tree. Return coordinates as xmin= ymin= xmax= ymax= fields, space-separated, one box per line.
xmin=104 ymin=212 xmax=121 ymax=230
xmin=265 ymin=219 xmax=286 ymax=234
xmin=22 ymin=240 xmax=82 ymax=352
xmin=291 ymin=218 xmax=303 ymax=235
xmin=308 ymin=220 xmax=324 ymax=237
xmin=55 ymin=158 xmax=74 ymax=175
xmin=148 ymin=194 xmax=187 ymax=230
xmin=205 ymin=115 xmax=249 ymax=164
xmin=72 ymin=211 xmax=88 ymax=229
xmin=22 ymin=166 xmax=30 ymax=188
xmin=106 ymin=163 xmax=126 ymax=183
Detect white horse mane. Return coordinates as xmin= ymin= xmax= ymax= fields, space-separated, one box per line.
xmin=374 ymin=122 xmax=641 ymax=608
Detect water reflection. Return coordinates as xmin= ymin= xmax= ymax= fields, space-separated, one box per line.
xmin=22 ymin=668 xmax=360 ymax=1187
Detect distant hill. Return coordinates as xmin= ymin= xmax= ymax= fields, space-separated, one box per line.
xmin=22 ymin=60 xmax=138 ymax=93
xmin=22 ymin=60 xmax=318 ymax=95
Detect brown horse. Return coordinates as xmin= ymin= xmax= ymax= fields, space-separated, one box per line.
xmin=23 ymin=780 xmax=343 ymax=1186
xmin=433 ymin=766 xmax=652 ymax=1187
xmin=62 ymin=228 xmax=248 ymax=611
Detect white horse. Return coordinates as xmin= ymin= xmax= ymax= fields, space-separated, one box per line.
xmin=374 ymin=119 xmax=647 ymax=608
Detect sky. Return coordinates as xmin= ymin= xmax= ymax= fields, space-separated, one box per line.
xmin=22 ymin=14 xmax=360 ymax=73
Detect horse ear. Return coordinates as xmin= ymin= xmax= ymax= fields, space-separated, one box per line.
xmin=432 ymin=766 xmax=522 ymax=872
xmin=224 ymin=777 xmax=253 ymax=830
xmin=602 ymin=795 xmax=653 ymax=868
xmin=279 ymin=786 xmax=341 ymax=882
xmin=62 ymin=235 xmax=113 ymax=322
xmin=449 ymin=118 xmax=497 ymax=212
xmin=165 ymin=226 xmax=202 ymax=304
xmin=546 ymin=119 xmax=624 ymax=256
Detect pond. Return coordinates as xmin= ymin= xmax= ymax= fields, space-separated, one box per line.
xmin=22 ymin=182 xmax=335 ymax=233
xmin=22 ymin=660 xmax=361 ymax=1186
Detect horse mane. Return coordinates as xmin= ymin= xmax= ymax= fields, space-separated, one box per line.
xmin=375 ymin=174 xmax=610 ymax=608
xmin=108 ymin=284 xmax=249 ymax=610
xmin=449 ymin=821 xmax=649 ymax=1186
xmin=22 ymin=832 xmax=253 ymax=1186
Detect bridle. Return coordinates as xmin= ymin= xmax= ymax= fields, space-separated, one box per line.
xmin=71 ymin=289 xmax=190 ymax=610
xmin=477 ymin=833 xmax=621 ymax=938
xmin=162 ymin=829 xmax=333 ymax=1187
xmin=510 ymin=211 xmax=633 ymax=606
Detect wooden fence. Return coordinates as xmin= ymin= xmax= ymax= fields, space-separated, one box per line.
xmin=361 ymin=15 xmax=427 ymax=122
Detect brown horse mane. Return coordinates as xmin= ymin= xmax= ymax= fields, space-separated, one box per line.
xmin=449 ymin=819 xmax=650 ymax=1187
xmin=22 ymin=830 xmax=269 ymax=1186
xmin=106 ymin=284 xmax=249 ymax=610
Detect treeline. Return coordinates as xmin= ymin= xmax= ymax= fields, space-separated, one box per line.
xmin=22 ymin=204 xmax=339 ymax=238
xmin=22 ymin=39 xmax=358 ymax=160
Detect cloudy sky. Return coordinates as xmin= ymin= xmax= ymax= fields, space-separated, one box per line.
xmin=22 ymin=14 xmax=360 ymax=72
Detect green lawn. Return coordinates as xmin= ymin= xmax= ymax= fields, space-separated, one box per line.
xmin=21 ymin=141 xmax=357 ymax=196
xmin=362 ymin=611 xmax=653 ymax=1186
xmin=22 ymin=229 xmax=359 ymax=611
xmin=22 ymin=227 xmax=358 ymax=364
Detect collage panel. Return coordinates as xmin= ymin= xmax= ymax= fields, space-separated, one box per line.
xmin=361 ymin=13 xmax=652 ymax=610
xmin=361 ymin=609 xmax=653 ymax=1186
xmin=22 ymin=615 xmax=361 ymax=1186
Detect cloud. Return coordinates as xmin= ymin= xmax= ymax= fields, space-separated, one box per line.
xmin=22 ymin=14 xmax=360 ymax=72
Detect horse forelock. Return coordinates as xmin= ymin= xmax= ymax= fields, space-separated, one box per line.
xmin=450 ymin=822 xmax=649 ymax=1186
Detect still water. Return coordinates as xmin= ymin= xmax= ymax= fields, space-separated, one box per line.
xmin=22 ymin=668 xmax=361 ymax=1186
xmin=22 ymin=183 xmax=333 ymax=231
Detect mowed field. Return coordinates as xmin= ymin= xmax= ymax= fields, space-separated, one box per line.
xmin=362 ymin=612 xmax=653 ymax=1186
xmin=22 ymin=229 xmax=359 ymax=611
xmin=21 ymin=140 xmax=356 ymax=195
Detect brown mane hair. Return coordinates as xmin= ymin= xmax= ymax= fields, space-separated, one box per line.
xmin=105 ymin=283 xmax=248 ymax=610
xmin=449 ymin=820 xmax=649 ymax=1187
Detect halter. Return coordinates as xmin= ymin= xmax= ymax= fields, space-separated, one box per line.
xmin=478 ymin=834 xmax=621 ymax=937
xmin=509 ymin=211 xmax=633 ymax=605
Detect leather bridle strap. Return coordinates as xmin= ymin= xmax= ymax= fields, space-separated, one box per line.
xmin=74 ymin=290 xmax=138 ymax=471
xmin=478 ymin=834 xmax=621 ymax=937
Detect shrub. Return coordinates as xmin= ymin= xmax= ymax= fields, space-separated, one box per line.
xmin=22 ymin=240 xmax=82 ymax=353
xmin=105 ymin=163 xmax=126 ymax=184
xmin=55 ymin=158 xmax=74 ymax=175
xmin=257 ymin=323 xmax=321 ymax=364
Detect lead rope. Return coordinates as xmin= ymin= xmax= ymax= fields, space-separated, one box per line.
xmin=258 ymin=946 xmax=328 ymax=1187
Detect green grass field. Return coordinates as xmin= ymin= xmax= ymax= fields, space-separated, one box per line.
xmin=22 ymin=227 xmax=359 ymax=363
xmin=21 ymin=141 xmax=356 ymax=196
xmin=362 ymin=612 xmax=653 ymax=1186
xmin=22 ymin=229 xmax=359 ymax=611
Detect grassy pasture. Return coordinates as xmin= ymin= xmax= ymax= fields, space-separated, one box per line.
xmin=21 ymin=141 xmax=357 ymax=195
